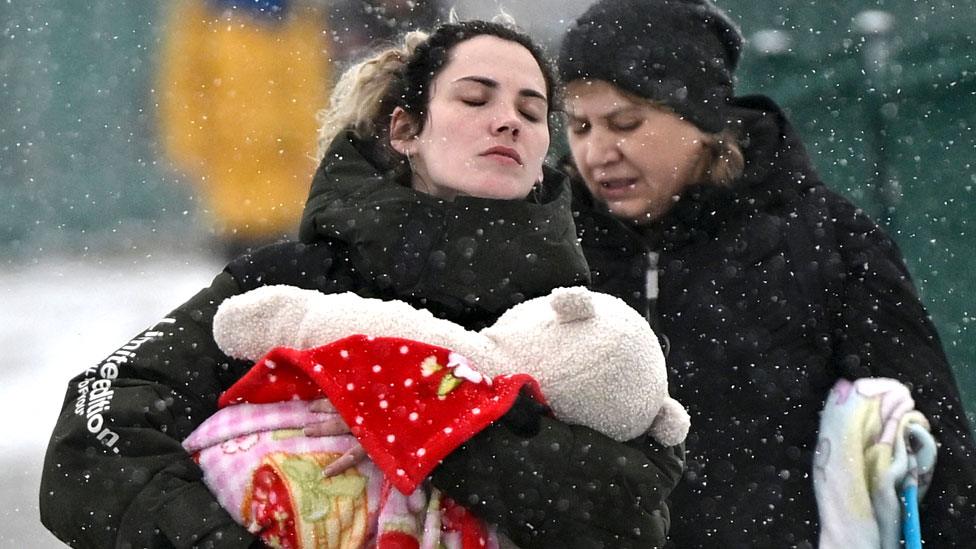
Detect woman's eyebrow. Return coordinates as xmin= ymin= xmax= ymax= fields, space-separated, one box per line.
xmin=566 ymin=105 xmax=640 ymax=122
xmin=453 ymin=75 xmax=547 ymax=102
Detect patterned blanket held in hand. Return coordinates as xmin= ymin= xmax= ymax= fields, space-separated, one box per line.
xmin=184 ymin=335 xmax=545 ymax=548
xmin=183 ymin=401 xmax=382 ymax=547
xmin=813 ymin=377 xmax=937 ymax=549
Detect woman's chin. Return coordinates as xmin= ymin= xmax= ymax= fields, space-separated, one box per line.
xmin=459 ymin=180 xmax=534 ymax=201
xmin=605 ymin=200 xmax=658 ymax=225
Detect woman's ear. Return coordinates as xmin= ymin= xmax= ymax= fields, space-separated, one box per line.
xmin=389 ymin=107 xmax=420 ymax=155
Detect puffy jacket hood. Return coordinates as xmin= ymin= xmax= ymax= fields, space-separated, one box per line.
xmin=654 ymin=94 xmax=825 ymax=245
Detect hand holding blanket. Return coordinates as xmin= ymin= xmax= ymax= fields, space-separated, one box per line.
xmin=813 ymin=377 xmax=937 ymax=549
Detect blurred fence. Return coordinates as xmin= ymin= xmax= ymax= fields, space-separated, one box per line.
xmin=1 ymin=2 xmax=198 ymax=255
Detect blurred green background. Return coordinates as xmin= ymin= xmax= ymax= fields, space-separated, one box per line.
xmin=2 ymin=0 xmax=974 ymax=417
xmin=723 ymin=0 xmax=976 ymax=415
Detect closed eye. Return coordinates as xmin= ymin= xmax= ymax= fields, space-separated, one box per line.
xmin=610 ymin=118 xmax=643 ymax=132
xmin=520 ymin=105 xmax=546 ymax=123
xmin=605 ymin=110 xmax=645 ymax=133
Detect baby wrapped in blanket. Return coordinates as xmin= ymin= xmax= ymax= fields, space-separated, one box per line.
xmin=184 ymin=286 xmax=690 ymax=548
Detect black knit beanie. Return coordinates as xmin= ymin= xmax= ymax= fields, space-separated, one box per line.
xmin=559 ymin=0 xmax=743 ymax=133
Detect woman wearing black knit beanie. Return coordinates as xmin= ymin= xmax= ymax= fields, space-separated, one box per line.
xmin=560 ymin=0 xmax=976 ymax=546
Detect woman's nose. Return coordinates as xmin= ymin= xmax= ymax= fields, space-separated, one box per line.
xmin=492 ymin=108 xmax=522 ymax=138
xmin=585 ymin=133 xmax=622 ymax=166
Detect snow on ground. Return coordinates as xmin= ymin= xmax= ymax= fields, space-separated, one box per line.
xmin=0 ymin=252 xmax=224 ymax=547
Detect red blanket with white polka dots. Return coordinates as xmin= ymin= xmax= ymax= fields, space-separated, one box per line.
xmin=220 ymin=335 xmax=545 ymax=495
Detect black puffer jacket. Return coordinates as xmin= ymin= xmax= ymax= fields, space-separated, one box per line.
xmin=40 ymin=132 xmax=684 ymax=549
xmin=571 ymin=96 xmax=976 ymax=548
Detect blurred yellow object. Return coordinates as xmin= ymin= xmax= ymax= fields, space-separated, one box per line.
xmin=157 ymin=0 xmax=331 ymax=243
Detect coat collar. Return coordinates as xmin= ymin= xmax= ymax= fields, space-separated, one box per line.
xmin=300 ymin=131 xmax=590 ymax=324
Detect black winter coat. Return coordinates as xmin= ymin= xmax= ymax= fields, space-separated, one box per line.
xmin=571 ymin=96 xmax=976 ymax=548
xmin=40 ymin=132 xmax=684 ymax=549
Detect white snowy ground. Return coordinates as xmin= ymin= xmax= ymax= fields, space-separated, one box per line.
xmin=0 ymin=252 xmax=224 ymax=547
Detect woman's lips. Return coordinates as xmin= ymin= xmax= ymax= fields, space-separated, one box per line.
xmin=481 ymin=146 xmax=522 ymax=165
xmin=597 ymin=178 xmax=638 ymax=199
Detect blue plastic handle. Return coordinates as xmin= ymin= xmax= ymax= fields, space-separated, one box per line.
xmin=902 ymin=483 xmax=921 ymax=549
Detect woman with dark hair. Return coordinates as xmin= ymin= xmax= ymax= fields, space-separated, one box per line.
xmin=40 ymin=17 xmax=683 ymax=549
xmin=559 ymin=0 xmax=976 ymax=546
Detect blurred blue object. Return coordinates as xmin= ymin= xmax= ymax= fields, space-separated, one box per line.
xmin=211 ymin=0 xmax=287 ymax=17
